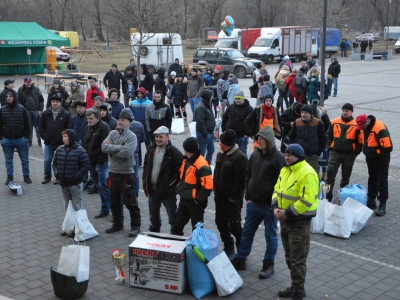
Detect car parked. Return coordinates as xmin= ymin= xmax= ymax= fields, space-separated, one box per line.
xmin=45 ymin=46 xmax=70 ymax=62
xmin=356 ymin=33 xmax=378 ymax=43
xmin=395 ymin=40 xmax=400 ymax=53
xmin=192 ymin=47 xmax=262 ymax=78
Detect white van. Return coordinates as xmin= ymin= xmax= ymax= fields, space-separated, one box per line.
xmin=131 ymin=33 xmax=183 ymax=73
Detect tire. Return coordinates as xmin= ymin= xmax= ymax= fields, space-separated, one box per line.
xmin=325 ymin=52 xmax=332 ymax=58
xmin=293 ymin=55 xmax=301 ymax=63
xmin=234 ymin=66 xmax=246 ymax=79
xmin=147 ymin=66 xmax=156 ymax=73
xmin=140 ymin=46 xmax=149 ymax=57
xmin=266 ymin=55 xmax=274 ymax=64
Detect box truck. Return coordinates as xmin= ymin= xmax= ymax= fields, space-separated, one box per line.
xmin=205 ymin=28 xmax=218 ymax=42
xmin=384 ymin=26 xmax=400 ymax=41
xmin=59 ymin=31 xmax=79 ymax=48
xmin=311 ymin=28 xmax=341 ymax=58
xmin=246 ymin=26 xmax=312 ymax=64
xmin=131 ymin=33 xmax=183 ymax=73
xmin=215 ymin=28 xmax=261 ymax=55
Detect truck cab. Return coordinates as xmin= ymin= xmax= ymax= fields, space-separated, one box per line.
xmin=215 ymin=29 xmax=243 ymax=52
xmin=247 ymin=28 xmax=282 ymax=64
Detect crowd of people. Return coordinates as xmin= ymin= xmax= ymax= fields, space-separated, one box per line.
xmin=0 ymin=54 xmax=393 ymax=300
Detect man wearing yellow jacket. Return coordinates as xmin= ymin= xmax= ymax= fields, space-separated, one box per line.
xmin=271 ymin=144 xmax=319 ymax=300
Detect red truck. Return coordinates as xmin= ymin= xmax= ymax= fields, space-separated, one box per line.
xmin=215 ymin=28 xmax=261 ymax=55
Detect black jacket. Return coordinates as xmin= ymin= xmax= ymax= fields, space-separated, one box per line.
xmin=39 ymin=107 xmax=70 ymax=146
xmin=103 ymin=69 xmax=123 ymax=90
xmin=168 ymin=63 xmax=183 ymax=75
xmin=289 ymin=117 xmax=326 ymax=156
xmin=221 ymin=99 xmax=253 ymax=137
xmin=0 ymin=91 xmax=30 ymax=139
xmin=154 ymin=68 xmax=167 ymax=97
xmin=69 ymin=113 xmax=87 ymax=147
xmin=194 ymin=99 xmax=215 ymax=137
xmin=0 ymin=87 xmax=19 ymax=106
xmin=328 ymin=59 xmax=341 ymax=78
xmin=18 ymin=84 xmax=44 ymax=111
xmin=53 ymin=132 xmax=90 ymax=186
xmin=142 ymin=140 xmax=183 ymax=200
xmin=169 ymin=82 xmax=188 ymax=106
xmin=280 ymin=103 xmax=300 ymax=138
xmin=139 ymin=64 xmax=155 ymax=93
xmin=122 ymin=73 xmax=138 ymax=95
xmin=214 ymin=145 xmax=248 ymax=201
xmin=46 ymin=86 xmax=69 ymax=109
xmin=84 ymin=120 xmax=110 ymax=164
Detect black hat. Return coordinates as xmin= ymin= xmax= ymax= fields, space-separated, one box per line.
xmin=342 ymin=103 xmax=353 ymax=111
xmin=263 ymin=74 xmax=270 ymax=81
xmin=294 ymin=103 xmax=303 ymax=114
xmin=74 ymin=101 xmax=86 ymax=107
xmin=51 ymin=94 xmax=62 ymax=102
xmin=117 ymin=109 xmax=133 ymax=122
xmin=260 ymin=93 xmax=274 ymax=104
xmin=301 ymin=104 xmax=313 ymax=115
xmin=256 ymin=63 xmax=262 ymax=69
xmin=192 ymin=67 xmax=197 ymax=72
xmin=220 ymin=129 xmax=237 ymax=147
xmin=285 ymin=144 xmax=306 ymax=160
xmin=6 ymin=90 xmax=14 ymax=97
xmin=88 ymin=76 xmax=97 ymax=82
xmin=183 ymin=137 xmax=199 ymax=153
xmin=202 ymin=90 xmax=213 ymax=102
xmin=108 ymin=88 xmax=120 ymax=98
xmin=4 ymin=79 xmax=14 ymax=86
xmin=111 ymin=63 xmax=118 ymax=68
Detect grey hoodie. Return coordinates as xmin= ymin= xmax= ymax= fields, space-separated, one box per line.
xmin=102 ymin=126 xmax=137 ymax=174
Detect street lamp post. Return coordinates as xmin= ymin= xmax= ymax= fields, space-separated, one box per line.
xmin=385 ymin=0 xmax=392 ymax=54
xmin=320 ymin=0 xmax=328 ymax=107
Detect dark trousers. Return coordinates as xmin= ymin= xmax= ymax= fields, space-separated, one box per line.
xmin=215 ymin=198 xmax=242 ymax=250
xmin=326 ymin=150 xmax=356 ymax=200
xmin=281 ymin=219 xmax=311 ymax=290
xmin=172 ymin=198 xmax=207 ymax=235
xmin=148 ymin=191 xmax=177 ymax=233
xmin=109 ymin=172 xmax=141 ymax=228
xmin=366 ymin=154 xmax=390 ymax=203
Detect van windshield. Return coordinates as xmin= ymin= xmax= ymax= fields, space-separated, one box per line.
xmin=254 ymin=38 xmax=273 ymax=47
xmin=227 ymin=50 xmax=244 ymax=59
xmin=215 ymin=40 xmax=233 ymax=48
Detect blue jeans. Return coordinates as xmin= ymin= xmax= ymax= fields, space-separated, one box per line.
xmin=134 ymin=156 xmax=139 ymax=197
xmin=44 ymin=145 xmax=58 ymax=176
xmin=235 ymin=201 xmax=278 ymax=261
xmin=236 ymin=136 xmax=249 ymax=157
xmin=90 ymin=162 xmax=111 ymax=214
xmin=332 ymin=77 xmax=338 ymax=95
xmin=277 ymin=89 xmax=289 ymax=111
xmin=27 ymin=110 xmax=39 ymax=141
xmin=196 ymin=131 xmax=214 ymax=165
xmin=189 ymin=97 xmax=201 ymax=116
xmin=1 ymin=137 xmax=30 ymax=176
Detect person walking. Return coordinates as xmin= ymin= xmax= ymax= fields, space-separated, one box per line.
xmin=328 ymin=57 xmax=341 ymax=97
xmin=272 ymin=144 xmax=319 ymax=300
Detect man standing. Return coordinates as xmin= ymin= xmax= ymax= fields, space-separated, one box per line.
xmin=0 ymin=90 xmax=31 ymax=184
xmin=187 ymin=68 xmax=204 ymax=116
xmin=217 ymin=70 xmax=230 ymax=112
xmin=257 ymin=75 xmax=273 ymax=106
xmin=171 ymin=137 xmax=213 ymax=235
xmin=325 ymin=103 xmax=362 ymax=202
xmin=106 ymin=88 xmax=124 ymax=119
xmin=86 ymin=76 xmax=105 ymax=109
xmin=122 ymin=66 xmax=138 ymax=107
xmin=0 ymin=79 xmax=17 ymax=106
xmin=18 ymin=77 xmax=44 ymax=147
xmin=143 ymin=126 xmax=183 ymax=233
xmin=139 ymin=64 xmax=155 ymax=100
xmin=214 ymin=129 xmax=248 ymax=255
xmin=102 ymin=110 xmax=141 ymax=237
xmin=145 ymin=90 xmax=172 ymax=143
xmin=272 ymin=144 xmax=318 ymax=300
xmin=39 ymin=95 xmax=70 ymax=184
xmin=298 ymin=60 xmax=309 ymax=75
xmin=289 ymin=104 xmax=326 ymax=172
xmin=356 ymin=114 xmax=393 ymax=216
xmin=84 ymin=109 xmax=111 ymax=218
xmin=100 ymin=103 xmax=117 ymax=130
xmin=69 ymin=101 xmax=87 ymax=147
xmin=194 ymin=90 xmax=215 ymax=165
xmin=168 ymin=58 xmax=183 ymax=75
xmin=103 ymin=63 xmax=123 ymax=93
xmin=328 ymin=57 xmax=341 ymax=97
xmin=231 ymin=126 xmax=284 ymax=280
xmin=221 ymin=90 xmax=253 ymax=156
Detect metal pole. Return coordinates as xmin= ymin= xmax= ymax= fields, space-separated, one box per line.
xmin=246 ymin=0 xmax=248 ymax=54
xmin=386 ymin=0 xmax=391 ymax=53
xmin=320 ymin=0 xmax=328 ymax=107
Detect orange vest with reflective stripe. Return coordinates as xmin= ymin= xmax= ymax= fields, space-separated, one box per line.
xmin=253 ymin=112 xmax=274 ymax=148
xmin=360 ymin=119 xmax=392 ymax=157
xmin=328 ymin=116 xmax=359 ymax=153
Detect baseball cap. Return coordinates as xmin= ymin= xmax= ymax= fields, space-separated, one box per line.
xmin=4 ymin=79 xmax=14 ymax=86
xmin=215 ymin=65 xmax=222 ymax=71
xmin=356 ymin=114 xmax=367 ymax=130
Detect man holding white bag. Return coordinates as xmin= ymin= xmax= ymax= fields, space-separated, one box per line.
xmin=272 ymin=144 xmax=319 ymax=300
xmin=53 ymin=129 xmax=90 ymax=237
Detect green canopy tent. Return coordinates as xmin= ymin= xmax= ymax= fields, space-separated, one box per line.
xmin=0 ymin=22 xmax=71 ymax=75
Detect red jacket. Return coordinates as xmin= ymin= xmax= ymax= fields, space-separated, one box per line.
xmin=86 ymin=85 xmax=105 ymax=109
xmin=285 ymin=74 xmax=297 ymax=98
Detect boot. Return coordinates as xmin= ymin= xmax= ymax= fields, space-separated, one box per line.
xmin=375 ymin=202 xmax=386 ymax=216
xmin=278 ymin=287 xmax=306 ymax=298
xmin=231 ymin=257 xmax=246 ymax=270
xmin=367 ymin=198 xmax=377 ymax=210
xmin=42 ymin=175 xmax=51 ymax=184
xmin=291 ymin=288 xmax=305 ymax=300
xmin=5 ymin=176 xmax=13 ymax=185
xmin=23 ymin=175 xmax=32 ymax=184
xmin=259 ymin=259 xmax=275 ymax=279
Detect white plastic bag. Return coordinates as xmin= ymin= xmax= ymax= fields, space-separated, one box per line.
xmin=57 ymin=240 xmax=90 ymax=282
xmin=311 ymin=200 xmax=334 ymax=234
xmin=207 ymin=251 xmax=243 ymax=296
xmin=171 ymin=118 xmax=185 ymax=135
xmin=324 ymin=205 xmax=353 ymax=239
xmin=189 ymin=121 xmax=197 ymax=137
xmin=62 ymin=200 xmax=75 ymax=235
xmin=342 ymin=197 xmax=373 ymax=233
xmin=74 ymin=209 xmax=98 ymax=242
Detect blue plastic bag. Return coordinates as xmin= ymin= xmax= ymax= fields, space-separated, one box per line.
xmin=338 ymin=184 xmax=367 ymax=206
xmin=185 ymin=222 xmax=220 ymax=299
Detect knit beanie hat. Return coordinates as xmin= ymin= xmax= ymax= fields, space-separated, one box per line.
xmin=220 ymin=129 xmax=237 ymax=147
xmin=94 ymin=95 xmax=104 ymax=102
xmin=285 ymin=144 xmax=306 ymax=160
xmin=301 ymin=104 xmax=313 ymax=115
xmin=234 ymin=90 xmax=245 ymax=99
xmin=183 ymin=137 xmax=199 ymax=153
xmin=342 ymin=103 xmax=353 ymax=111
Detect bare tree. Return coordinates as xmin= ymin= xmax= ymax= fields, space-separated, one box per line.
xmin=252 ymin=0 xmax=280 ymax=27
xmin=57 ymin=0 xmax=70 ymax=31
xmin=198 ymin=0 xmax=227 ymax=28
xmin=93 ymin=0 xmax=105 ymax=41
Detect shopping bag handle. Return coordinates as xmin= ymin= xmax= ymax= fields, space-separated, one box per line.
xmin=65 ymin=238 xmax=86 ymax=246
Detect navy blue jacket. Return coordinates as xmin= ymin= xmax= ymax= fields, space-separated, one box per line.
xmin=0 ymin=90 xmax=30 ymax=139
xmin=69 ymin=113 xmax=87 ymax=147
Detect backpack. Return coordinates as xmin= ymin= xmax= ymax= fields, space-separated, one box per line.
xmin=275 ymin=76 xmax=287 ymax=92
xmin=294 ymin=76 xmax=306 ymax=93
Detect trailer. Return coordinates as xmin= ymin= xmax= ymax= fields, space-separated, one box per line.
xmin=215 ymin=28 xmax=261 ymax=55
xmin=246 ymin=26 xmax=312 ymax=64
xmin=384 ymin=26 xmax=400 ymax=41
xmin=311 ymin=28 xmax=341 ymax=58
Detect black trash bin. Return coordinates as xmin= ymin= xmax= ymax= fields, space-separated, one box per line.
xmin=50 ymin=267 xmax=89 ymax=300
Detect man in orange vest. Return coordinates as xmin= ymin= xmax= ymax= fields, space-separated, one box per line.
xmin=325 ymin=103 xmax=362 ymax=202
xmin=356 ymin=114 xmax=393 ymax=216
xmin=171 ymin=137 xmax=213 ymax=235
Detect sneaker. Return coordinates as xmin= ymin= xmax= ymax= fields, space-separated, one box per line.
xmin=367 ymin=198 xmax=377 ymax=210
xmin=128 ymin=227 xmax=141 ymax=237
xmin=105 ymin=225 xmax=124 ymax=234
xmin=259 ymin=259 xmax=275 ymax=279
xmin=23 ymin=175 xmax=32 ymax=184
xmin=42 ymin=175 xmax=51 ymax=184
xmin=333 ymin=94 xmax=337 ymax=97
xmin=375 ymin=202 xmax=386 ymax=216
xmin=5 ymin=176 xmax=13 ymax=185
xmin=278 ymin=287 xmax=306 ymax=298
xmin=231 ymin=257 xmax=246 ymax=270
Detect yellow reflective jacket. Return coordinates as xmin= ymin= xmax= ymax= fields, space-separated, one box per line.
xmin=271 ymin=160 xmax=319 ymax=221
